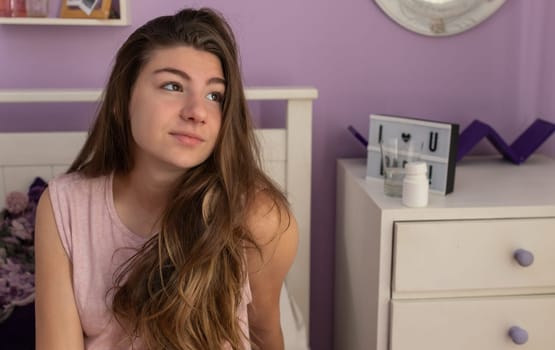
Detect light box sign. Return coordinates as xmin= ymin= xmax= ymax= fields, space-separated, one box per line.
xmin=367 ymin=114 xmax=459 ymax=195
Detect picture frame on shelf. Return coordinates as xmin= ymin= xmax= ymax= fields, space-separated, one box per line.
xmin=60 ymin=0 xmax=112 ymax=19
xmin=66 ymin=0 xmax=99 ymax=15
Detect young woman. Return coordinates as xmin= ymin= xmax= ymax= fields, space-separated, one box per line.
xmin=34 ymin=8 xmax=298 ymax=350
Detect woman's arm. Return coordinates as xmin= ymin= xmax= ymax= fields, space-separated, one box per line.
xmin=246 ymin=192 xmax=299 ymax=350
xmin=35 ymin=188 xmax=85 ymax=350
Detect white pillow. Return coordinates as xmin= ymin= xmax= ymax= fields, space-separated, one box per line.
xmin=279 ymin=283 xmax=309 ymax=350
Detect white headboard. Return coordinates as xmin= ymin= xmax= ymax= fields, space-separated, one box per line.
xmin=0 ymin=86 xmax=317 ymax=332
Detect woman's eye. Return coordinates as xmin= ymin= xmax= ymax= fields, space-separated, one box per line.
xmin=162 ymin=82 xmax=182 ymax=92
xmin=207 ymin=92 xmax=224 ymax=103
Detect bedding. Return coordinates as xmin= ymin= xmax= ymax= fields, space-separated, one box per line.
xmin=280 ymin=283 xmax=309 ymax=349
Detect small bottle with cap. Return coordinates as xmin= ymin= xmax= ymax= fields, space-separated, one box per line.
xmin=402 ymin=162 xmax=429 ymax=207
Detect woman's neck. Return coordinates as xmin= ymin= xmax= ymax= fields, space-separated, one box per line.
xmin=112 ymin=166 xmax=183 ymax=237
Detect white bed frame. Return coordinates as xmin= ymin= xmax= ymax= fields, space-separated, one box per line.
xmin=0 ymin=87 xmax=317 ymax=347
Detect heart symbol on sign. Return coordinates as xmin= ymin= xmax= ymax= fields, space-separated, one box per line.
xmin=401 ymin=133 xmax=411 ymax=143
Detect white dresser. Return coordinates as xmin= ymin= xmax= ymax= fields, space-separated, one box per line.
xmin=334 ymin=156 xmax=555 ymax=350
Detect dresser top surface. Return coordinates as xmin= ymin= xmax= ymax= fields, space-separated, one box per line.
xmin=339 ymin=155 xmax=555 ymax=218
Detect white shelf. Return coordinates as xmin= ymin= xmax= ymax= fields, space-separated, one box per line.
xmin=0 ymin=89 xmax=102 ymax=103
xmin=0 ymin=87 xmax=319 ymax=103
xmin=0 ymin=0 xmax=129 ymax=26
xmin=0 ymin=16 xmax=127 ymax=26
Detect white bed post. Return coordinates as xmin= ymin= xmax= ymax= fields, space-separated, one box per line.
xmin=285 ymin=97 xmax=313 ymax=334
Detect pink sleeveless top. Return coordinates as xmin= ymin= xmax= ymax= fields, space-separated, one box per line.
xmin=48 ymin=173 xmax=252 ymax=350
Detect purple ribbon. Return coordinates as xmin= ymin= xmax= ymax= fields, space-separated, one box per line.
xmin=456 ymin=118 xmax=555 ymax=164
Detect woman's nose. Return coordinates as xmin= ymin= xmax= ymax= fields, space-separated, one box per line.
xmin=180 ymin=94 xmax=207 ymax=124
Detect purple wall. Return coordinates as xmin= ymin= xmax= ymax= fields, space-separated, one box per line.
xmin=1 ymin=1 xmax=554 ymax=349
xmin=539 ymin=0 xmax=555 ymax=153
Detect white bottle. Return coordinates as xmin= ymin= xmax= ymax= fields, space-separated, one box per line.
xmin=402 ymin=162 xmax=429 ymax=207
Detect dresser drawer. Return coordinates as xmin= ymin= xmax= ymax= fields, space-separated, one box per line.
xmin=390 ymin=295 xmax=555 ymax=350
xmin=393 ymin=218 xmax=555 ymax=298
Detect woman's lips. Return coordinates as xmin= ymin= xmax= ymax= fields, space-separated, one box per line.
xmin=170 ymin=132 xmax=204 ymax=146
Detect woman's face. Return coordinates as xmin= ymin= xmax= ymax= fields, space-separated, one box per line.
xmin=128 ymin=45 xmax=225 ymax=174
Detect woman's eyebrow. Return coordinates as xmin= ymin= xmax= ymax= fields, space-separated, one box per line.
xmin=153 ymin=67 xmax=226 ymax=85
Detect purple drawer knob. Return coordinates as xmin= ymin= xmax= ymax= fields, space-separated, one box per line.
xmin=514 ymin=249 xmax=534 ymax=267
xmin=508 ymin=326 xmax=529 ymax=345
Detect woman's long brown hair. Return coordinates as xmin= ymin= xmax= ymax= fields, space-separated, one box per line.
xmin=68 ymin=8 xmax=289 ymax=349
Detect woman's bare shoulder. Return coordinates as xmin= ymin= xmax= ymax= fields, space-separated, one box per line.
xmin=245 ymin=189 xmax=296 ymax=245
xmin=245 ymin=188 xmax=298 ymax=274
